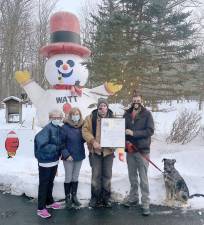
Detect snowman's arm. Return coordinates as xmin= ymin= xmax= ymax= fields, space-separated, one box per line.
xmin=89 ymin=84 xmax=110 ymax=97
xmin=15 ymin=71 xmax=45 ymax=106
xmin=89 ymin=82 xmax=122 ymax=96
xmin=23 ymin=81 xmax=46 ymax=107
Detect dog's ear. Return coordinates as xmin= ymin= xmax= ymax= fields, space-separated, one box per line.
xmin=162 ymin=158 xmax=166 ymax=162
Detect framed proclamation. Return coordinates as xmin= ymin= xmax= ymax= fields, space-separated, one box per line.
xmin=100 ymin=118 xmax=125 ymax=148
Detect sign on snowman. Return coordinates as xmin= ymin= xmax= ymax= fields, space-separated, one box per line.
xmin=15 ymin=11 xmax=122 ymax=127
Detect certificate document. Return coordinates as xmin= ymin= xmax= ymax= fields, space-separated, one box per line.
xmin=101 ymin=118 xmax=125 ymax=148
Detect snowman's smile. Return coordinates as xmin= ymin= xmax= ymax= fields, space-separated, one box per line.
xmin=58 ymin=69 xmax=73 ymax=78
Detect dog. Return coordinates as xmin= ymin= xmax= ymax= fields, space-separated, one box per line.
xmin=162 ymin=158 xmax=204 ymax=206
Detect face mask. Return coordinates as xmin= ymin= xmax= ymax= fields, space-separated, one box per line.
xmin=132 ymin=103 xmax=141 ymax=110
xmin=71 ymin=115 xmax=80 ymax=123
xmin=51 ymin=119 xmax=63 ymax=126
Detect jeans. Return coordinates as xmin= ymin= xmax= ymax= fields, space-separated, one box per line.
xmin=89 ymin=153 xmax=114 ymax=200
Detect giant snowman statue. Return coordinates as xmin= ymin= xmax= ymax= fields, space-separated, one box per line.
xmin=15 ymin=11 xmax=122 ymax=127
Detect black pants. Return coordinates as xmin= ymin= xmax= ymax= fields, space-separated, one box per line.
xmin=38 ymin=165 xmax=58 ymax=210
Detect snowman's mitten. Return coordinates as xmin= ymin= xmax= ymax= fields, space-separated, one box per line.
xmin=15 ymin=71 xmax=31 ymax=84
xmin=105 ymin=82 xmax=123 ymax=95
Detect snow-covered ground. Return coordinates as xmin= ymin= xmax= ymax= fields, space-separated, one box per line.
xmin=0 ymin=101 xmax=204 ymax=209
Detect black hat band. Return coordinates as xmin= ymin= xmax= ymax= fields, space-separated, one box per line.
xmin=50 ymin=31 xmax=81 ymax=44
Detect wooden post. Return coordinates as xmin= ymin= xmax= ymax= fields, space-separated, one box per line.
xmin=32 ymin=117 xmax=35 ymax=130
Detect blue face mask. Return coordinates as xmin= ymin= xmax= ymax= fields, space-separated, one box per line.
xmin=51 ymin=119 xmax=63 ymax=126
xmin=71 ymin=115 xmax=80 ymax=123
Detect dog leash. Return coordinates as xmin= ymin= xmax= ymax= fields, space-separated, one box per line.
xmin=129 ymin=144 xmax=178 ymax=182
xmin=141 ymin=153 xmax=177 ymax=182
xmin=128 ymin=143 xmax=164 ymax=174
xmin=126 ymin=143 xmax=178 ymax=183
xmin=140 ymin=153 xmax=164 ymax=174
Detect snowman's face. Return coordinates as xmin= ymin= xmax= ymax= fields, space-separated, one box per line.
xmin=45 ymin=54 xmax=88 ymax=86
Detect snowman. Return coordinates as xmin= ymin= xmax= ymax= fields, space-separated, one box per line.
xmin=15 ymin=11 xmax=122 ymax=127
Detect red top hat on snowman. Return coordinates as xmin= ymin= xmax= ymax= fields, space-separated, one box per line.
xmin=40 ymin=11 xmax=91 ymax=58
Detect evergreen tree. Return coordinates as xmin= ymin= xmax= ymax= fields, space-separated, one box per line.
xmin=87 ymin=0 xmax=199 ymax=103
xmin=87 ymin=0 xmax=129 ymax=86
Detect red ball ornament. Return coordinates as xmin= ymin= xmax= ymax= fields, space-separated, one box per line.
xmin=5 ymin=131 xmax=19 ymax=158
xmin=63 ymin=103 xmax=72 ymax=114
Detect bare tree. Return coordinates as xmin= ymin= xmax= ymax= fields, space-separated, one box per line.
xmin=0 ymin=0 xmax=33 ymax=98
xmin=29 ymin=0 xmax=57 ymax=88
xmin=79 ymin=0 xmax=101 ymax=45
xmin=166 ymin=109 xmax=201 ymax=144
xmin=0 ymin=0 xmax=58 ymax=100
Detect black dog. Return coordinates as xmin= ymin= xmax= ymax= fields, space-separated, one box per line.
xmin=162 ymin=158 xmax=204 ymax=205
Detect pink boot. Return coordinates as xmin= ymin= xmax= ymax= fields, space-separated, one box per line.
xmin=37 ymin=209 xmax=51 ymax=218
xmin=46 ymin=202 xmax=61 ymax=209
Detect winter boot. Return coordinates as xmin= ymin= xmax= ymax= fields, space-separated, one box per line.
xmin=103 ymin=198 xmax=112 ymax=208
xmin=89 ymin=197 xmax=98 ymax=208
xmin=89 ymin=185 xmax=101 ymax=208
xmin=71 ymin=181 xmax=81 ymax=207
xmin=142 ymin=207 xmax=150 ymax=216
xmin=64 ymin=183 xmax=72 ymax=209
xmin=102 ymin=189 xmax=112 ymax=208
xmin=122 ymin=197 xmax=139 ymax=207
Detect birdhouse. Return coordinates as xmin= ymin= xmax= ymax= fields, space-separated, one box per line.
xmin=2 ymin=96 xmax=22 ymax=123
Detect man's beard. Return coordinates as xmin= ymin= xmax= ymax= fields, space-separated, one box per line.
xmin=132 ymin=103 xmax=141 ymax=110
xmin=98 ymin=110 xmax=107 ymax=117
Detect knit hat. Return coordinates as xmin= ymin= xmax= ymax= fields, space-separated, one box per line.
xmin=97 ymin=98 xmax=109 ymax=109
xmin=49 ymin=109 xmax=63 ymax=118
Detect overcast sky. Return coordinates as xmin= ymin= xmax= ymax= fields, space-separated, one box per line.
xmin=55 ymin=0 xmax=85 ymax=17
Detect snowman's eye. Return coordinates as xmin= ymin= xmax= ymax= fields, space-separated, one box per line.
xmin=55 ymin=60 xmax=63 ymax=68
xmin=67 ymin=60 xmax=75 ymax=67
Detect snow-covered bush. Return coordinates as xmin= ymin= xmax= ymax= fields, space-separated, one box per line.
xmin=166 ymin=109 xmax=201 ymax=144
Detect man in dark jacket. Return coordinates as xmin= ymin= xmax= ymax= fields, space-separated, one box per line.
xmin=82 ymin=98 xmax=114 ymax=208
xmin=34 ymin=109 xmax=66 ymax=218
xmin=123 ymin=93 xmax=154 ymax=216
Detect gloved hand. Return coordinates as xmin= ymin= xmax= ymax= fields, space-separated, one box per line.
xmin=15 ymin=70 xmax=31 ymax=84
xmin=67 ymin=155 xmax=73 ymax=161
xmin=104 ymin=82 xmax=122 ymax=95
xmin=125 ymin=142 xmax=136 ymax=153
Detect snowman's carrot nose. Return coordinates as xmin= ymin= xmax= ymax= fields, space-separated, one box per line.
xmin=63 ymin=64 xmax=68 ymax=70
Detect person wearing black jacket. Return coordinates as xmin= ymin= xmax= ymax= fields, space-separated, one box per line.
xmin=123 ymin=93 xmax=154 ymax=216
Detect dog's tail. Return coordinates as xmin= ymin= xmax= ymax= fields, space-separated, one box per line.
xmin=189 ymin=194 xmax=204 ymax=198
